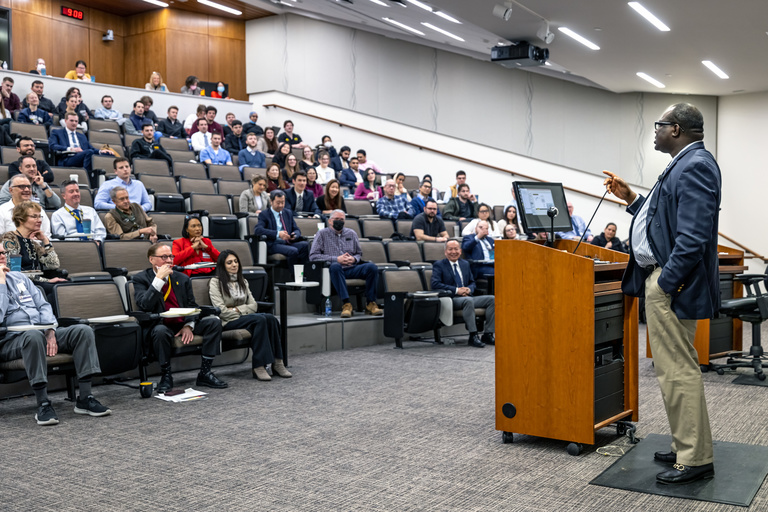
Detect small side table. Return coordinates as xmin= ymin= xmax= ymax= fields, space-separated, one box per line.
xmin=275 ymin=281 xmax=319 ymax=366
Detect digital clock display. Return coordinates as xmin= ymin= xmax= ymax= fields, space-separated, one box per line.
xmin=61 ymin=6 xmax=84 ymax=20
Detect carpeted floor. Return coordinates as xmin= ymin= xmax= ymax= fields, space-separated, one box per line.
xmin=2 ymin=323 xmax=768 ymax=511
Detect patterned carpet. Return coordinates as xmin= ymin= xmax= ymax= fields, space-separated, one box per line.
xmin=2 ymin=323 xmax=768 ymax=511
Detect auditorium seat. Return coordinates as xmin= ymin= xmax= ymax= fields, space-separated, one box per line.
xmin=160 ymin=138 xmax=192 ymax=152
xmin=396 ymin=219 xmax=413 ymax=237
xmin=9 ymin=122 xmax=48 ymax=144
xmin=422 ymin=242 xmax=446 ymax=263
xmin=172 ymin=161 xmax=208 ymax=180
xmin=150 ymin=212 xmax=187 ymax=238
xmin=385 ymin=241 xmax=430 ymax=268
xmin=88 ymin=119 xmax=120 ymax=133
xmin=1 ymin=146 xmax=45 ymax=164
xmin=50 ymin=167 xmax=89 ymax=187
xmin=188 ymin=194 xmax=239 ymax=239
xmin=242 ymin=167 xmax=266 ymax=182
xmin=208 ymin=165 xmax=242 ymax=182
xmin=52 ymin=240 xmax=108 ymax=279
xmin=133 ymin=158 xmax=170 ymax=176
xmin=179 ymin=177 xmax=216 ymax=197
xmin=345 ymin=200 xmax=376 ymax=217
xmin=89 ymin=131 xmax=123 ymax=148
xmin=360 ymin=218 xmax=395 ymax=240
xmin=167 ymin=149 xmax=196 ymax=163
xmin=294 ymin=217 xmax=324 ymax=238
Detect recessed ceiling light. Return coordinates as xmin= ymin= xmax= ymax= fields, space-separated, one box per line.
xmin=702 ymin=60 xmax=729 ymax=79
xmin=143 ymin=0 xmax=169 ymax=6
xmin=369 ymin=0 xmax=389 ymax=5
xmin=382 ymin=17 xmax=425 ymax=35
xmin=405 ymin=0 xmax=432 ymax=11
xmin=636 ymin=72 xmax=665 ymax=88
xmin=434 ymin=11 xmax=461 ymax=24
xmin=627 ymin=2 xmax=670 ymax=31
xmin=557 ymin=27 xmax=600 ymax=50
xmin=197 ymin=0 xmax=242 ymax=15
xmin=421 ymin=22 xmax=464 ymax=42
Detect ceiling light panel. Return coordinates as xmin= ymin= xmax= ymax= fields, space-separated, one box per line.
xmin=557 ymin=27 xmax=600 ymax=50
xmin=144 ymin=0 xmax=169 ymax=6
xmin=198 ymin=0 xmax=242 ymax=15
xmin=434 ymin=11 xmax=461 ymax=24
xmin=405 ymin=0 xmax=432 ymax=11
xmin=382 ymin=17 xmax=425 ymax=35
xmin=636 ymin=72 xmax=665 ymax=88
xmin=627 ymin=2 xmax=670 ymax=31
xmin=421 ymin=22 xmax=464 ymax=42
xmin=702 ymin=60 xmax=729 ymax=79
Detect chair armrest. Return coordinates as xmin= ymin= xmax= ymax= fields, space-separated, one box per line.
xmin=235 ymin=212 xmax=249 ymax=219
xmin=391 ymin=260 xmax=410 ymax=268
xmin=199 ymin=305 xmax=220 ymax=318
xmin=57 ymin=317 xmax=87 ymax=327
xmin=104 ymin=267 xmax=128 ymax=277
xmin=146 ymin=188 xmax=155 ymax=195
xmin=256 ymin=301 xmax=275 ymax=314
xmin=128 ymin=311 xmax=160 ymax=324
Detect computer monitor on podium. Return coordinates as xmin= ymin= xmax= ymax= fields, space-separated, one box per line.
xmin=513 ymin=181 xmax=572 ymax=233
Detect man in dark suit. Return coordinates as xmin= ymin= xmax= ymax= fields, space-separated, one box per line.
xmin=285 ymin=171 xmax=322 ymax=218
xmin=48 ymin=112 xmax=109 ymax=175
xmin=431 ymin=240 xmax=495 ymax=347
xmin=254 ymin=190 xmax=310 ymax=265
xmin=132 ymin=243 xmax=227 ymax=393
xmin=461 ymin=220 xmax=495 ymax=279
xmin=604 ymin=103 xmax=721 ymax=485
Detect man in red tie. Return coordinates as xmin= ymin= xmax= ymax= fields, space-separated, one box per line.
xmin=254 ymin=190 xmax=309 ymax=265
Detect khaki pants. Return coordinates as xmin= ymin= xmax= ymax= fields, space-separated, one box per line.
xmin=645 ymin=266 xmax=713 ymax=466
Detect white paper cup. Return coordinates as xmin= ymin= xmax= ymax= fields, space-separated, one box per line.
xmin=293 ymin=265 xmax=303 ymax=283
xmin=317 ymin=222 xmax=325 ymax=232
xmin=69 ymin=174 xmax=78 ymax=183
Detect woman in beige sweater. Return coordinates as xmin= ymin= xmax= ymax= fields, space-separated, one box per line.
xmin=208 ymin=250 xmax=291 ymax=381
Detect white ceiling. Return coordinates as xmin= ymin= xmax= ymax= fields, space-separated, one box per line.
xmin=247 ymin=0 xmax=768 ymax=97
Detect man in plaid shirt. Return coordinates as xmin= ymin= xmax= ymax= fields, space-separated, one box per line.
xmin=376 ymin=179 xmax=412 ymax=219
xmin=309 ymin=210 xmax=383 ymax=319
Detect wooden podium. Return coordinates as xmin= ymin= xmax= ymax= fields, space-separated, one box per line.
xmin=495 ymin=239 xmax=639 ymax=449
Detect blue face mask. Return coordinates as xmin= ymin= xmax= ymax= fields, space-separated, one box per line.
xmin=217 ymin=86 xmax=225 ymax=93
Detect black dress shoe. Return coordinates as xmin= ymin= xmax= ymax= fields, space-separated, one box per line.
xmin=481 ymin=332 xmax=495 ymax=345
xmin=157 ymin=372 xmax=174 ymax=393
xmin=196 ymin=371 xmax=228 ymax=389
xmin=468 ymin=334 xmax=485 ymax=348
xmin=654 ymin=451 xmax=677 ymax=464
xmin=656 ymin=463 xmax=714 ymax=484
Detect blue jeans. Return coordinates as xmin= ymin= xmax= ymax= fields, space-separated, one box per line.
xmin=329 ymin=262 xmax=378 ymax=303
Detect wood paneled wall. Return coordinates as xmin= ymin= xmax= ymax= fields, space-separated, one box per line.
xmin=7 ymin=0 xmax=246 ymax=99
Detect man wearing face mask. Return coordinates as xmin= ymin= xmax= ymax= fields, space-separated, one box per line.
xmin=309 ymin=210 xmax=383 ymax=318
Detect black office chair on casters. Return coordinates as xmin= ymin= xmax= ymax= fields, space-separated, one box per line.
xmin=710 ymin=270 xmax=768 ymax=380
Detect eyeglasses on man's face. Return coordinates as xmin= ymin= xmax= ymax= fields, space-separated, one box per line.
xmin=153 ymin=254 xmax=175 ymax=261
xmin=11 ymin=184 xmax=31 ymax=190
xmin=654 ymin=121 xmax=677 ymax=130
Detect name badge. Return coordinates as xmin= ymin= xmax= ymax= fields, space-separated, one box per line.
xmin=202 ymin=252 xmax=210 ymax=259
xmin=18 ymin=293 xmax=34 ymax=306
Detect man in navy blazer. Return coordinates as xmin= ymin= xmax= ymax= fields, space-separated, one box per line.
xmin=604 ymin=103 xmax=721 ymax=485
xmin=431 ymin=240 xmax=495 ymax=347
xmin=284 ymin=171 xmax=323 ymax=218
xmin=48 ymin=112 xmax=109 ymax=178
xmin=254 ymin=189 xmax=309 ymax=265
xmin=461 ymin=220 xmax=494 ymax=279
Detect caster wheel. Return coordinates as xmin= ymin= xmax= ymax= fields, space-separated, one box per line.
xmin=502 ymin=432 xmax=514 ymax=444
xmin=758 ymin=373 xmax=766 ymax=381
xmin=716 ymin=369 xmax=724 ymax=375
xmin=700 ymin=364 xmax=710 ymax=373
xmin=566 ymin=443 xmax=583 ymax=456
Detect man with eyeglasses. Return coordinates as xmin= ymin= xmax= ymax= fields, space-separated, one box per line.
xmin=410 ymin=199 xmax=448 ymax=242
xmin=604 ymin=103 xmax=721 ymax=485
xmin=0 ymin=155 xmax=60 ymax=209
xmin=0 ymin=175 xmax=53 ymax=237
xmin=132 ymin=243 xmax=227 ymax=393
xmin=0 ymin=247 xmax=111 ymax=425
xmin=104 ymin=186 xmax=158 ymax=242
xmin=408 ymin=180 xmax=441 ymax=217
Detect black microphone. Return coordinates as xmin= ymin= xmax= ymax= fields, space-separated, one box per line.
xmin=547 ymin=206 xmax=559 ymax=218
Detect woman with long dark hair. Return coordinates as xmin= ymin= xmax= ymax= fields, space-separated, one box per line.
xmin=354 ymin=168 xmax=381 ymax=200
xmin=282 ymin=153 xmax=301 ymax=184
xmin=497 ymin=205 xmax=521 ymax=236
xmin=272 ymin=142 xmax=292 ymax=169
xmin=209 ymin=250 xmax=290 ymax=381
xmin=317 ymin=179 xmax=346 ymax=214
xmin=265 ymin=163 xmax=288 ymax=192
xmin=257 ymin=127 xmax=278 ymax=157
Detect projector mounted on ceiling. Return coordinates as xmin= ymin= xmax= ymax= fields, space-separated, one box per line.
xmin=491 ymin=41 xmax=549 ymax=67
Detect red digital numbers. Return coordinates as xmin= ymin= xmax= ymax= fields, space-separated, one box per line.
xmin=61 ymin=6 xmax=84 ymax=20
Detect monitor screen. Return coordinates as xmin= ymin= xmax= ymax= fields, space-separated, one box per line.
xmin=513 ymin=181 xmax=572 ymax=233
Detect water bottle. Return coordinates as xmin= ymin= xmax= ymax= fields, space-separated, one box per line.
xmin=324 ymin=297 xmax=332 ymax=317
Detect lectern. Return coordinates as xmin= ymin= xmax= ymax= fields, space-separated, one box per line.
xmin=495 ymin=239 xmax=639 ymax=452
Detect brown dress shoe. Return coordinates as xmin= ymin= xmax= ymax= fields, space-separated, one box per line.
xmin=272 ymin=359 xmax=292 ymax=378
xmin=365 ymin=302 xmax=383 ymax=316
xmin=341 ymin=303 xmax=354 ymax=318
xmin=253 ymin=366 xmax=272 ymax=381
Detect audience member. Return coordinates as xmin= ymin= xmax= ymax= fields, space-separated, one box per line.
xmin=590 ymin=222 xmax=626 ymax=253
xmin=51 ymin=180 xmax=106 ymax=242
xmin=355 ymin=168 xmax=381 ymax=201
xmin=422 ymin=174 xmax=442 ymax=202
xmin=18 ymin=92 xmax=52 ymax=127
xmin=257 ymin=126 xmax=278 ymax=157
xmin=180 ymin=75 xmax=200 ymax=95
xmin=330 ymin=146 xmax=351 ymax=174
xmin=300 ymin=146 xmax=316 ymax=172
xmin=105 ymin=186 xmax=158 ymax=242
xmin=272 ymin=142 xmax=291 ymax=169
xmin=0 ymin=176 xmax=52 ymax=236
xmin=315 ymin=153 xmax=336 ymax=185
xmin=556 ymin=202 xmax=593 ymax=241
xmin=184 ymin=104 xmax=206 ymax=134
xmin=157 ymin=106 xmax=184 ymax=138
xmin=377 ymin=179 xmax=411 ymax=220
xmin=309 ymin=209 xmax=382 ymax=318
xmin=239 ymin=175 xmax=270 ymax=215
xmin=282 ymin=153 xmax=300 ymax=184
xmin=243 ymin=111 xmax=263 ymax=136
xmin=190 ymin=106 xmax=223 ymax=136
xmin=254 ymin=190 xmax=309 ymax=265
xmin=285 ymin=171 xmax=322 ymax=218
xmin=317 ymin=179 xmax=346 ymax=214
xmin=238 ymin=133 xmax=266 ymax=172
xmin=33 ymin=58 xmax=47 ymax=75
xmin=209 ymin=250 xmax=289 ymax=381
xmin=497 ymin=205 xmax=521 ymax=236
xmin=222 ymin=113 xmax=236 ymax=138
xmin=0 ymin=249 xmax=110 ymax=426
xmin=356 ymin=149 xmax=382 ymax=174
xmin=411 ymin=199 xmax=448 ymax=242
xmin=21 ymin=80 xmax=56 ymax=113
xmin=1 ymin=76 xmax=21 ymax=114
xmin=314 ymin=135 xmax=338 ymax=162
xmin=305 ymin=168 xmax=324 ymax=199
xmin=431 ymin=240 xmax=495 ymax=347
xmin=93 ymin=95 xmax=126 ymax=127
xmin=393 ymin=172 xmax=409 ymax=197
xmin=0 ymin=156 xmax=60 ymax=209
xmin=265 ymin=163 xmax=288 ymax=192
xmin=340 ymin=157 xmax=363 ymax=191
xmin=501 ymin=223 xmax=519 ymax=240
xmin=133 ymin=243 xmax=227 ymax=393
xmin=443 ymin=184 xmax=479 ymax=221
xmin=0 ymin=101 xmax=10 ymax=144
xmin=461 ymin=203 xmax=500 ymax=237
xmin=94 ymin=157 xmax=151 ymax=211
xmin=211 ymin=81 xmax=230 ymax=100
xmin=145 ymin=71 xmax=167 ymax=92
xmin=277 ymin=120 xmax=306 ymax=148
xmin=49 ymin=113 xmax=106 ymax=174
xmin=200 ymin=133 xmax=233 ymax=166
xmin=58 ymin=94 xmax=88 ymax=132
xmin=55 ymin=87 xmax=90 ymax=121
xmin=8 ymin=137 xmax=53 ymax=183
xmin=172 ymin=215 xmax=219 ymax=277
xmin=130 ymin=123 xmax=172 ymax=167
xmin=128 ymin=100 xmax=149 ymax=134
xmin=224 ymin=120 xmax=247 ymax=155
xmin=462 ymin=220 xmax=495 ymax=279
xmin=190 ymin=119 xmax=211 ymax=152
xmin=449 ymin=170 xmax=466 ymax=198
xmin=139 ymin=96 xmax=160 ymax=126
xmin=408 ymin=181 xmax=440 ymax=217
xmin=64 ymin=60 xmax=91 ymax=81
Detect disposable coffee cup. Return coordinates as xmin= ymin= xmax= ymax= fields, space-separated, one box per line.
xmin=140 ymin=382 xmax=153 ymax=398
xmin=293 ymin=265 xmax=304 ymax=283
xmin=69 ymin=174 xmax=78 ymax=183
xmin=317 ymin=222 xmax=325 ymax=232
